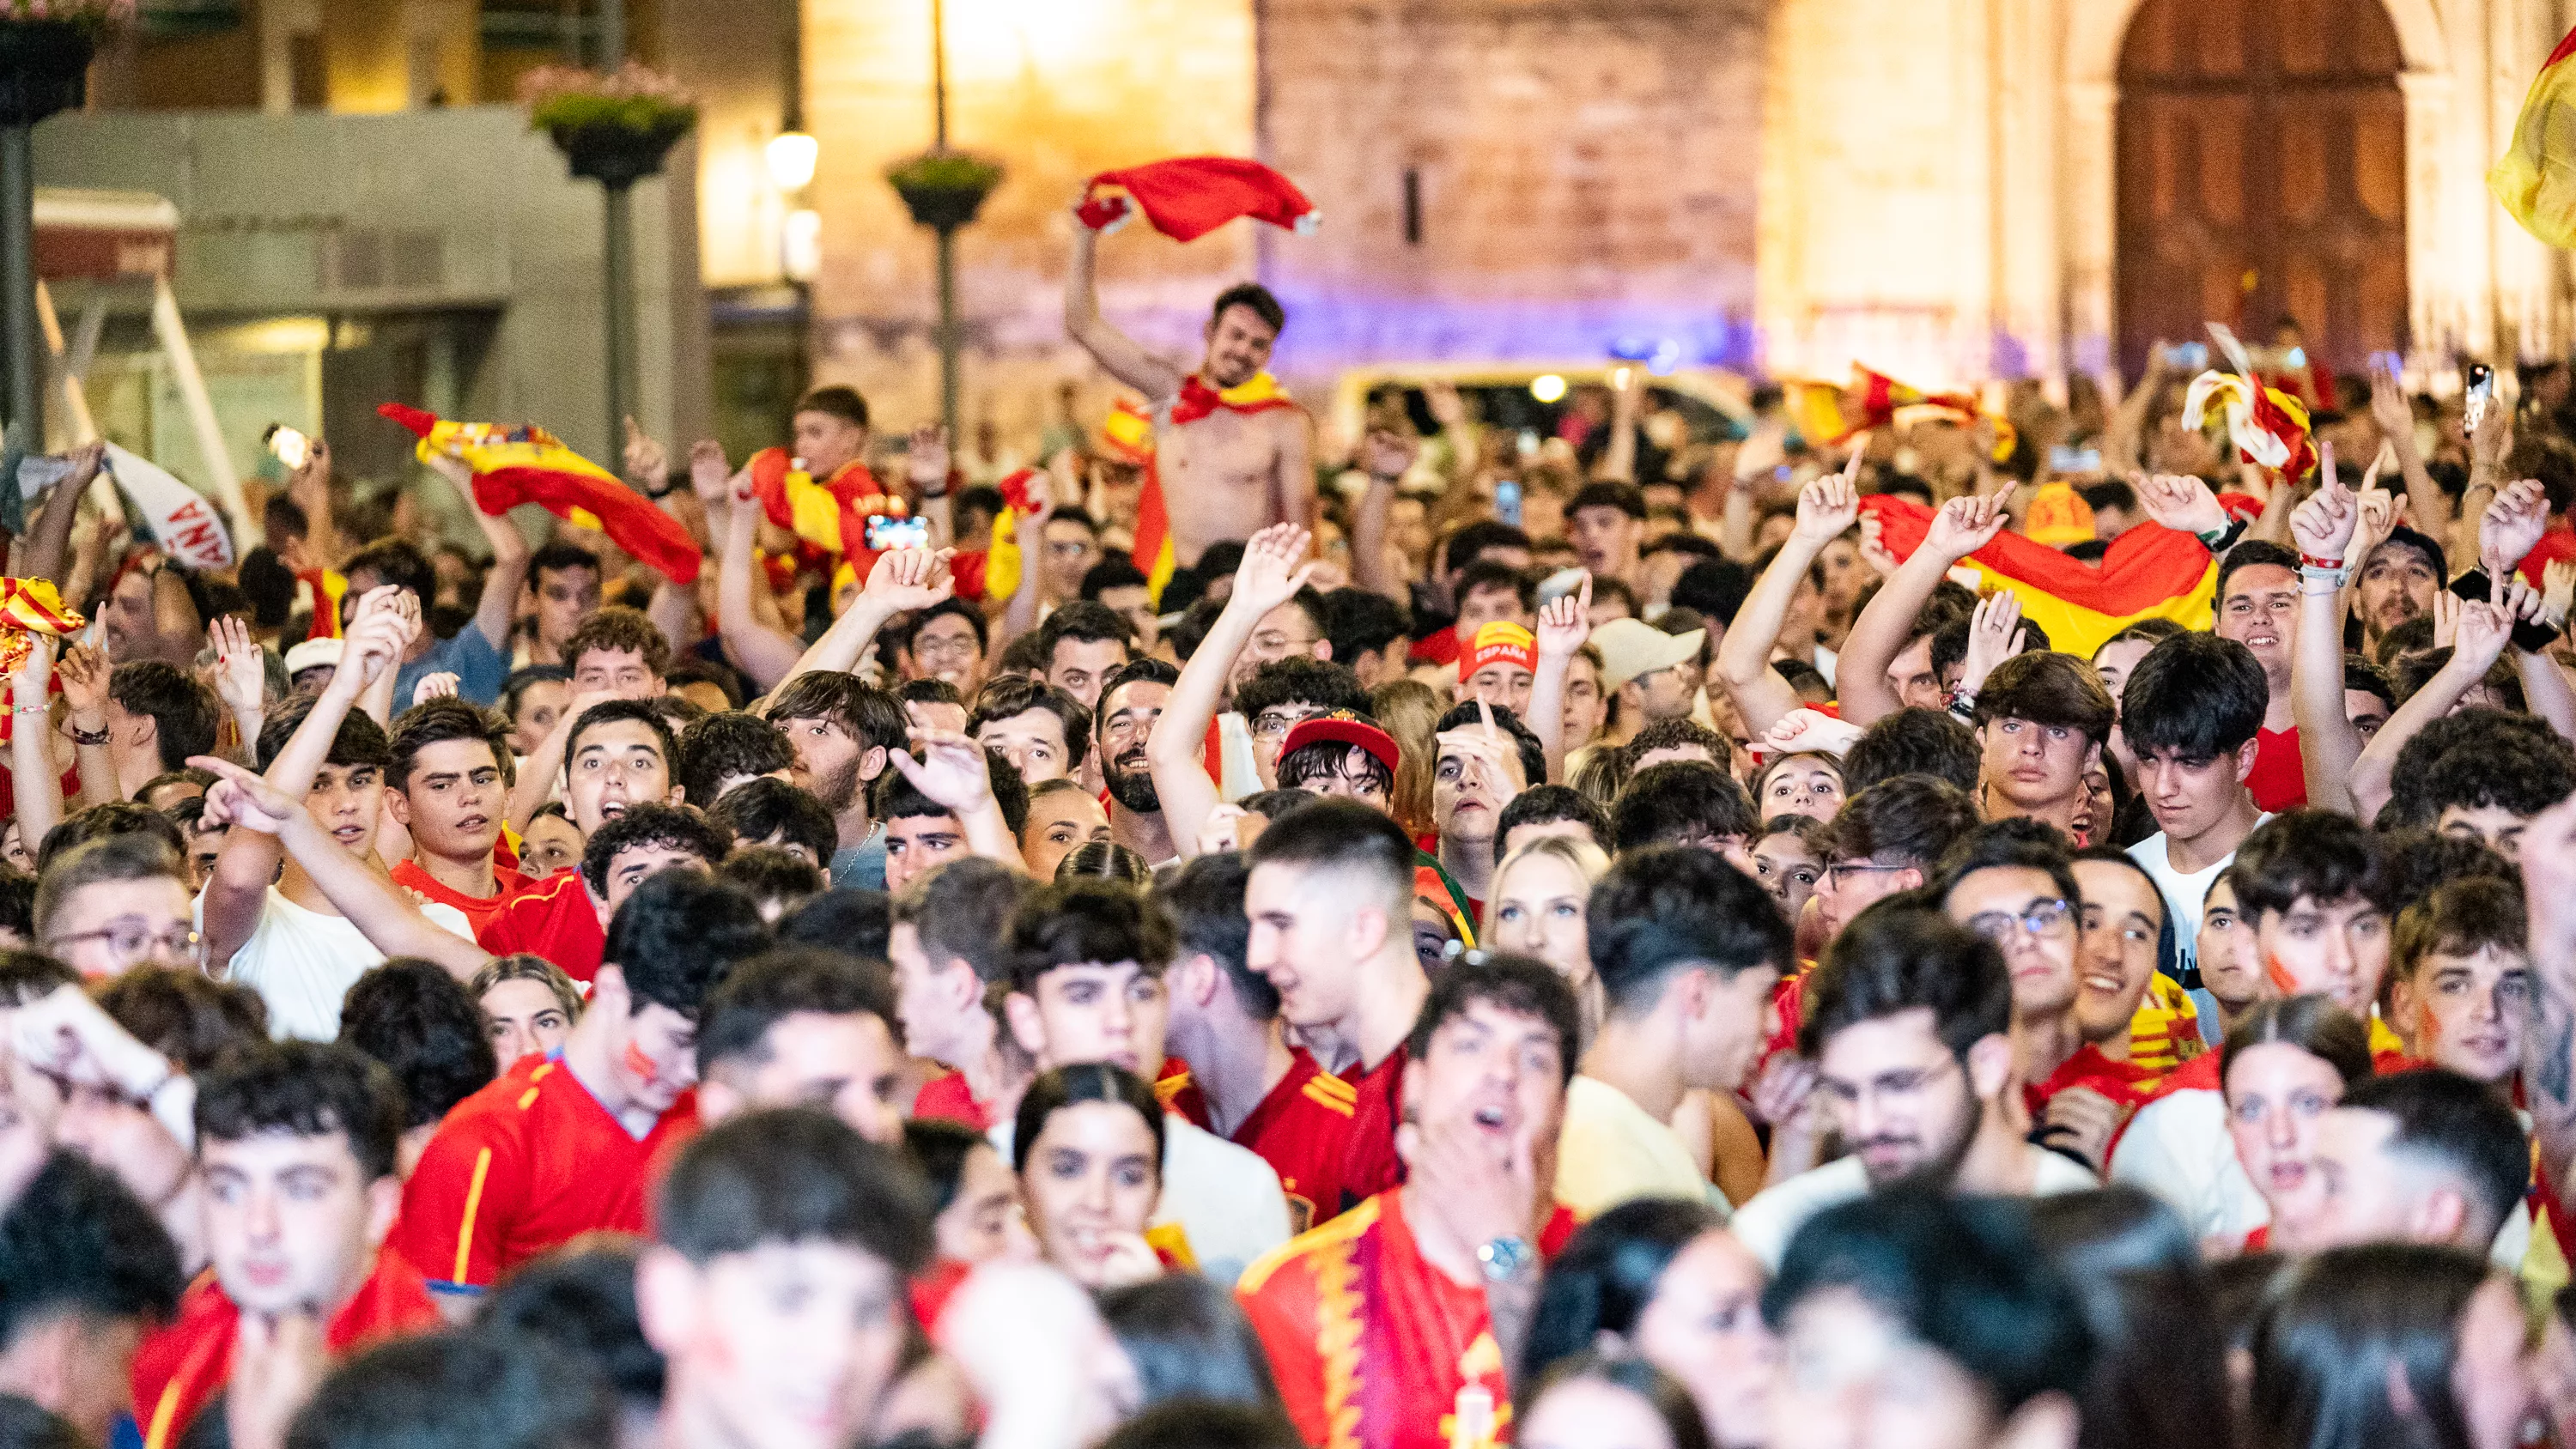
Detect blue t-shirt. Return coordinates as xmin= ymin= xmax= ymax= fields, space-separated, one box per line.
xmin=831 ymin=825 xmax=886 ymax=890
xmin=398 ymin=623 xmax=508 ymax=707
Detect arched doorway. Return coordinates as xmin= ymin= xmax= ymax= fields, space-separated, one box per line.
xmin=2114 ymin=0 xmax=2409 ymax=379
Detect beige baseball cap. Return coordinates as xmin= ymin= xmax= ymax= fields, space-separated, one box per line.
xmin=1590 ymin=617 xmax=1705 ymax=692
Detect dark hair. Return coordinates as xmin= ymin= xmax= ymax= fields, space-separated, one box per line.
xmin=2245 ymin=1243 xmax=2494 ymax=1449
xmin=1516 ymin=1352 xmax=1714 ymax=1449
xmin=194 ymin=1040 xmax=406 ymax=1181
xmin=1611 ymin=761 xmax=1756 ymax=853
xmin=1433 ymin=700 xmax=1546 ymax=786
xmin=475 ymin=1242 xmax=663 ymax=1408
xmin=1589 ymin=848 xmax=1790 ymax=1017
xmin=1098 ymin=1403 xmax=1305 ymax=1449
xmin=501 ymin=665 xmax=570 ymax=724
xmin=1455 ymin=559 xmax=1537 ymax=615
xmin=1817 ymin=775 xmax=1969 ymax=876
xmin=2410 ymin=709 xmax=2576 ymax=822
xmin=1405 ymin=953 xmax=1582 ymax=1086
xmin=1521 ymin=1196 xmax=1724 ymax=1382
xmin=1098 ymin=1275 xmax=1286 ymax=1410
xmin=717 ymin=846 xmax=825 ymax=911
xmin=285 ymin=1327 xmax=617 ymax=1449
xmin=1097 ymin=657 xmax=1182 ymax=743
xmin=794 ymin=384 xmax=869 ymax=429
xmin=1619 ymin=718 xmax=1733 ymax=774
xmin=563 ymin=699 xmax=677 ymax=782
xmin=704 ymin=777 xmax=837 ymax=866
xmin=1210 ymin=282 xmax=1285 ymax=335
xmin=1800 ymin=904 xmax=2011 ymax=1060
xmin=1442 ymin=520 xmax=1532 ymax=575
xmin=342 ymin=538 xmax=435 ymax=606
xmin=1324 ymin=588 xmax=1412 ymax=667
xmin=667 ymin=658 xmax=748 ymax=712
xmin=2122 ymin=633 xmax=2267 ymax=759
xmin=1153 ymin=852 xmax=1274 ymax=1019
xmin=1570 ymin=481 xmax=1648 ymax=522
xmin=764 ymin=672 xmax=908 ymax=758
xmin=0 ymin=876 xmax=35 ymax=949
xmin=1971 ymin=651 xmax=2115 ymax=744
xmin=871 ymin=743 xmax=1028 ymax=836
xmin=2336 ymin=1069 xmax=2530 ymax=1243
xmin=1041 ymin=597 xmax=1133 ymax=654
xmin=1057 ymin=840 xmax=1151 ymax=884
xmin=968 ymin=676 xmax=1094 ymax=772
xmin=1936 ymin=820 xmax=2084 ymax=916
xmin=2220 ymin=995 xmax=2376 ymax=1095
xmin=2375 ymin=616 xmax=2436 ymax=669
xmin=1246 ymin=797 xmax=1418 ymax=921
xmin=526 ymin=540 xmax=600 ymax=589
xmin=136 ymin=767 xmax=216 ymax=809
xmin=897 ymin=676 xmax=966 ymax=712
xmin=580 ymin=802 xmax=732 ymax=897
xmin=0 ymin=1150 xmax=185 ymax=1349
xmin=902 ymin=1117 xmax=991 ymax=1216
xmin=1495 ymin=785 xmax=1610 ymax=864
xmin=1276 ymin=737 xmax=1394 ymax=800
xmin=1765 ymin=1191 xmax=2093 ymax=1415
xmin=2392 ymin=876 xmax=2526 ymax=988
xmin=1233 ymin=658 xmax=1371 ymax=724
xmin=775 ymin=888 xmax=893 ymax=963
xmin=2374 ymin=829 xmax=2515 ymax=915
xmin=674 ymin=712 xmax=795 ymax=810
xmin=1007 ymin=880 xmax=1177 ymax=993
xmin=996 ymin=628 xmax=1055 ymax=678
xmin=696 ymin=947 xmax=896 ymax=1077
xmin=2029 ymin=1187 xmax=2233 ymax=1449
xmin=1012 ymin=1063 xmax=1165 ymax=1174
xmin=1081 ymin=556 xmax=1152 ymax=600
xmin=1672 ymin=557 xmax=1754 ymax=625
xmin=2228 ymin=810 xmax=2397 ymax=923
xmin=1841 ymin=708 xmax=1982 ymax=794
xmin=562 ymin=607 xmax=671 ymax=682
xmin=903 ymin=597 xmax=990 ymax=661
xmin=656 ymin=1106 xmax=930 ymax=1270
xmin=388 ymin=698 xmax=514 ymax=793
xmin=892 ymin=858 xmax=1030 ymax=985
xmin=601 ymin=870 xmax=772 ymax=1020
xmin=33 ymin=810 xmax=185 ymax=893
xmin=257 ymin=690 xmax=392 ymax=773
xmin=2216 ymin=539 xmax=2300 ymax=605
xmin=336 ymin=960 xmax=498 ymax=1130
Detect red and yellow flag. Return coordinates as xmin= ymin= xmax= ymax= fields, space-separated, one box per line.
xmin=1786 ymin=367 xmax=2015 ymax=459
xmin=1133 ymin=373 xmax=1299 ymax=603
xmin=1858 ymin=494 xmax=2215 ymax=658
xmin=378 ymin=405 xmax=703 ymax=585
xmin=2494 ymin=23 xmax=2576 ymax=249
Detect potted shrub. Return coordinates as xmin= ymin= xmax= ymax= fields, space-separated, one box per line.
xmin=0 ymin=0 xmax=131 ymax=127
xmin=887 ymin=149 xmax=1004 ymax=230
xmin=520 ymin=61 xmax=698 ymax=186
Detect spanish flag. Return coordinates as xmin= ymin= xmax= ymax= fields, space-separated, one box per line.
xmin=2493 ymin=22 xmax=2576 ymax=250
xmin=1075 ymin=157 xmax=1320 ymax=241
xmin=1786 ymin=367 xmax=2014 ymax=459
xmin=744 ymin=448 xmax=903 ymax=562
xmin=1857 ymin=494 xmax=2215 ymax=658
xmin=0 ymin=577 xmax=78 ymax=747
xmin=1133 ymin=373 xmax=1301 ymax=603
xmin=378 ymin=405 xmax=703 ymax=585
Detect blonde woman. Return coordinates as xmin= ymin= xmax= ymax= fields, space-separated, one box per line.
xmin=1488 ymin=834 xmax=1612 ymax=1042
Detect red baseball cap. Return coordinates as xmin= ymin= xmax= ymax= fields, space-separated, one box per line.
xmin=1461 ymin=621 xmax=1537 ymax=682
xmin=1277 ymin=711 xmax=1400 ymax=776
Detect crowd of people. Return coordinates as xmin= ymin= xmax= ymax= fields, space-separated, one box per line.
xmin=2 ymin=212 xmax=2576 ymax=1449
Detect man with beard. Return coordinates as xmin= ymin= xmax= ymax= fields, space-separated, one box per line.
xmin=763 ymin=673 xmax=908 ymax=888
xmin=2351 ymin=526 xmax=2444 ymax=658
xmin=1729 ymin=902 xmax=2096 ymax=1270
xmin=1098 ymin=658 xmax=1180 ymax=865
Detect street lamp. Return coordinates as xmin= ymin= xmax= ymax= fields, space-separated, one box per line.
xmin=886 ymin=0 xmax=1001 ymax=446
xmin=767 ymin=130 xmax=819 ymax=192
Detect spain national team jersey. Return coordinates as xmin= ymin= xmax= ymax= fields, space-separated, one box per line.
xmin=1234 ymin=1048 xmax=1364 ymax=1234
xmin=912 ymin=1070 xmax=992 ymax=1131
xmin=1340 ymin=1048 xmax=1410 ymax=1208
xmin=2124 ymin=973 xmax=2202 ymax=1073
xmin=475 ymin=870 xmax=607 ymax=982
xmin=131 ymin=1252 xmax=440 ymax=1449
xmin=388 ymin=1054 xmax=697 ymax=1290
xmin=392 ymin=858 xmax=530 ymax=939
xmin=1238 ymin=1191 xmax=1576 ymax=1449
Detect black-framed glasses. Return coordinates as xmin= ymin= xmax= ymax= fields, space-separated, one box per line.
xmin=1965 ymin=899 xmax=2075 ymax=945
xmin=44 ymin=923 xmax=205 ymax=967
xmin=1822 ymin=861 xmax=1906 ymax=888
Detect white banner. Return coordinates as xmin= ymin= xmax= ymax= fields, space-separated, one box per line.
xmin=104 ymin=444 xmax=233 ymax=571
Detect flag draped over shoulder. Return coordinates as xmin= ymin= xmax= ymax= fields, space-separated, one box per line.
xmin=1132 ymin=373 xmax=1301 ymax=603
xmin=378 ymin=405 xmax=702 ymax=585
xmin=1857 ymin=495 xmax=2215 ymax=658
xmin=2493 ymin=24 xmax=2576 ymax=250
xmin=1077 ymin=157 xmax=1319 ymax=241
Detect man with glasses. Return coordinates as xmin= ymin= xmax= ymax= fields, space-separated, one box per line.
xmin=1730 ymin=901 xmax=2095 ymax=1270
xmin=1934 ymin=824 xmax=2118 ymax=1148
xmin=1813 ymin=776 xmax=1980 ymax=943
xmin=31 ymin=834 xmax=202 ymax=978
xmin=902 ymin=599 xmax=989 ymax=697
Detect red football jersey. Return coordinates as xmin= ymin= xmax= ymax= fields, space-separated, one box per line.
xmin=392 ymin=858 xmax=530 ymax=939
xmin=1234 ymin=1049 xmax=1364 ymax=1234
xmin=912 ymin=1071 xmax=993 ymax=1131
xmin=132 ymin=1252 xmax=440 ymax=1449
xmin=1340 ymin=1047 xmax=1409 ymax=1208
xmin=475 ymin=870 xmax=607 ymax=982
xmin=1155 ymin=1056 xmax=1213 ymax=1131
xmin=2245 ymin=727 xmax=2307 ymax=814
xmin=388 ymin=1055 xmax=696 ymax=1290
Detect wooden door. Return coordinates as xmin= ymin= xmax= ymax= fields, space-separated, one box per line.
xmin=2115 ymin=0 xmax=2408 ymax=379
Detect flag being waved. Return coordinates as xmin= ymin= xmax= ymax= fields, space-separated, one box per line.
xmin=1857 ymin=494 xmax=2216 ymax=658
xmin=378 ymin=404 xmax=702 ymax=585
xmin=1785 ymin=367 xmax=2014 ymax=459
xmin=1077 ymin=156 xmax=1319 ymax=241
xmin=2181 ymin=324 xmax=2318 ymax=481
xmin=2493 ymin=23 xmax=2576 ymax=250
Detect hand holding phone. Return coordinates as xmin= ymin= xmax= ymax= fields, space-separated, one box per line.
xmin=867 ymin=514 xmax=931 ymax=551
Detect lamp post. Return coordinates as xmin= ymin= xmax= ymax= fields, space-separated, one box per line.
xmin=0 ymin=15 xmax=100 ymax=452
xmin=887 ymin=0 xmax=999 ymax=446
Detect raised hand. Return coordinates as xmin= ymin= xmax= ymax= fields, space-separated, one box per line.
xmin=286 ymin=437 xmax=331 ymax=508
xmin=1195 ymin=803 xmax=1250 ymax=856
xmin=863 ymin=546 xmax=957 ymax=613
xmin=2352 ymin=483 xmax=2397 ymax=558
xmin=1534 ymin=575 xmax=1592 ymax=660
xmin=210 ymin=615 xmax=266 ymax=718
xmin=1230 ymin=523 xmax=1318 ymax=618
xmin=2453 ymin=598 xmax=2514 ymax=673
xmin=56 ymin=642 xmax=108 ymax=727
xmin=1921 ymin=490 xmax=2008 ymax=564
xmin=2471 ymin=383 xmax=2514 ymax=466
xmin=888 ymin=729 xmax=998 ymax=815
xmin=2135 ymin=473 xmax=2228 ymax=537
xmin=689 ymin=440 xmax=732 ymax=506
xmin=622 ymin=416 xmax=667 ymax=487
xmin=191 ymin=755 xmax=301 ymax=835
xmin=2369 ymin=353 xmax=2414 ymax=441
xmin=1755 ymin=707 xmax=1866 ymax=761
xmin=2432 ymin=588 xmax=2460 ymax=648
xmin=1791 ymin=469 xmax=1861 ymax=545
xmin=1358 ymin=427 xmax=1417 ymax=482
xmin=2482 ymin=477 xmax=2550 ymax=577
xmin=9 ymin=633 xmax=51 ymax=712
xmin=2498 ymin=573 xmax=2549 ymax=629
xmin=2289 ymin=476 xmax=2360 ymax=561
xmin=411 ymin=672 xmax=459 ymax=706
xmin=906 ymin=426 xmax=951 ymax=492
xmin=1956 ymin=591 xmax=2026 ymax=695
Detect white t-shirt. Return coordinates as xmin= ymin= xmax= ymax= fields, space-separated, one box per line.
xmin=2127 ymin=820 xmax=2268 ymax=972
xmin=1731 ymin=1146 xmax=2099 ymax=1270
xmin=1555 ymin=1076 xmax=1720 ymax=1221
xmin=991 ymin=1113 xmax=1293 ymax=1288
xmin=203 ymin=887 xmax=475 ymax=1043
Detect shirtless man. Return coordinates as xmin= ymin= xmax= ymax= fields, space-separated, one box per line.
xmin=1066 ymin=227 xmax=1313 ymax=569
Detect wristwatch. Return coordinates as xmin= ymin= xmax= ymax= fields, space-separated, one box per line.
xmin=1476 ymin=1235 xmax=1534 ymax=1283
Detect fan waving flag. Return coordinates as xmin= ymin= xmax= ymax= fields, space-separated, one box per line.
xmin=1858 ymin=495 xmax=2215 ymax=658
xmin=1077 ymin=157 xmax=1319 ymax=241
xmin=1784 ymin=367 xmax=2015 ymax=459
xmin=379 ymin=405 xmax=702 ymax=585
xmin=2494 ymin=23 xmax=2576 ymax=249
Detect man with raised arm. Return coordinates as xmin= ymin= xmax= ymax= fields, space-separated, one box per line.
xmin=1065 ymin=228 xmax=1312 ymax=575
xmin=1836 ymin=491 xmax=2009 ymax=726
